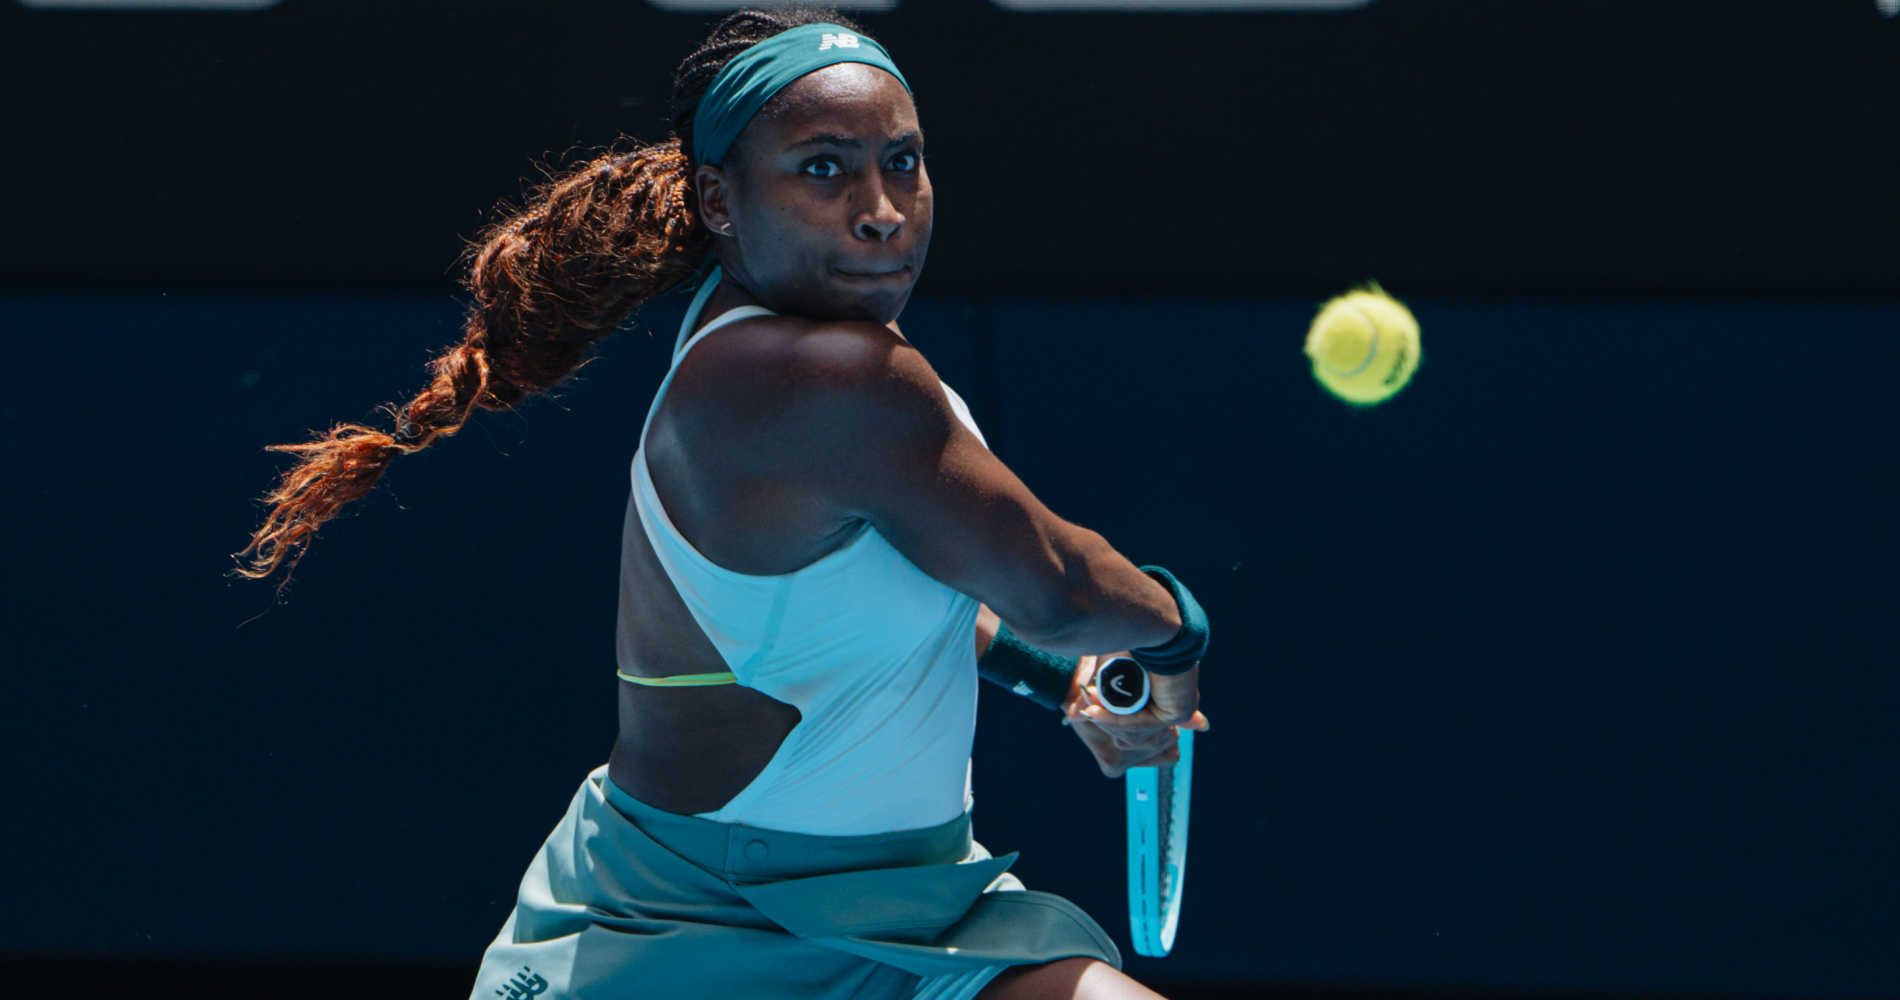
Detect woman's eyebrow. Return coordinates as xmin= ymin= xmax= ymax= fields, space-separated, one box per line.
xmin=785 ymin=130 xmax=924 ymax=151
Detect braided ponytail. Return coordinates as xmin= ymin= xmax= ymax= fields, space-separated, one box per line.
xmin=229 ymin=5 xmax=868 ymax=601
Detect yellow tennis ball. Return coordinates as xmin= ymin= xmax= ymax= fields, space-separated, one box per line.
xmin=1303 ymin=283 xmax=1422 ymax=406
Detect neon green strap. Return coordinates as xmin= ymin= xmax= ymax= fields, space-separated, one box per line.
xmin=616 ymin=668 xmax=738 ymax=687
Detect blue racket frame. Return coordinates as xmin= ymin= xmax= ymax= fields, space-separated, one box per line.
xmin=1125 ymin=726 xmax=1194 ymax=957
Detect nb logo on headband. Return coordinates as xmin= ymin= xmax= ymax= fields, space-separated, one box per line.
xmin=818 ymin=33 xmax=860 ymax=51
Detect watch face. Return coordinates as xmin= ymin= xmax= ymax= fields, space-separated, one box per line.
xmin=1097 ymin=657 xmax=1149 ymax=712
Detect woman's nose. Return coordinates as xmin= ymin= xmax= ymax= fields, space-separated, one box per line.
xmin=858 ymin=216 xmax=901 ymax=241
xmin=855 ymin=179 xmax=903 ymax=241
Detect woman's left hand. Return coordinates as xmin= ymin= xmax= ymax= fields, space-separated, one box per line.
xmin=1060 ymin=653 xmax=1206 ymax=778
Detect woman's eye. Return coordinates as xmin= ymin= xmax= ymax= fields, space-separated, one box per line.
xmin=802 ymin=152 xmax=922 ymax=178
xmin=802 ymin=157 xmax=843 ymax=178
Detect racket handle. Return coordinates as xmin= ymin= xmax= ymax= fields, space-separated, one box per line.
xmin=1094 ymin=656 xmax=1150 ymax=715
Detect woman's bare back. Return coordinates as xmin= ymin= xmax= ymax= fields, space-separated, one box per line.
xmin=606 ymin=279 xmax=875 ymax=815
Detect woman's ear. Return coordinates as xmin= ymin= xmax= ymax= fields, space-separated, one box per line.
xmin=694 ymin=163 xmax=735 ymax=236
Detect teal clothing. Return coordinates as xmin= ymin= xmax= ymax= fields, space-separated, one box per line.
xmin=471 ymin=260 xmax=1115 ymax=997
xmin=466 ymin=765 xmax=1120 ymax=999
xmin=626 ymin=261 xmax=994 ymax=835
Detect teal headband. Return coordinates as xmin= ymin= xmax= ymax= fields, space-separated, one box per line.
xmin=691 ymin=23 xmax=911 ymax=168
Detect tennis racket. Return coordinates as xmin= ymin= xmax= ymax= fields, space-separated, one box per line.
xmin=1094 ymin=656 xmax=1194 ymax=957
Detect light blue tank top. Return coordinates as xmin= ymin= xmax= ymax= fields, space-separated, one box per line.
xmin=627 ymin=263 xmax=991 ymax=835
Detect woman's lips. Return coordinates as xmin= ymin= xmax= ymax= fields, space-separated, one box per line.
xmin=835 ymin=265 xmax=911 ymax=280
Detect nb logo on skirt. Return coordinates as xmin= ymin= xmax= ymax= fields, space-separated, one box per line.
xmin=495 ymin=966 xmax=547 ymax=999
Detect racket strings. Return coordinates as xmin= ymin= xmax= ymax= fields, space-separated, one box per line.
xmin=1157 ymin=763 xmax=1177 ymax=904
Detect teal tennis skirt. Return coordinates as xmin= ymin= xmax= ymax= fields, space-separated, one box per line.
xmin=467 ymin=764 xmax=1120 ymax=1000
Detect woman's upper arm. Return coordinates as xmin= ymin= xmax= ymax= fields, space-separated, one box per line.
xmin=763 ymin=322 xmax=1089 ymax=636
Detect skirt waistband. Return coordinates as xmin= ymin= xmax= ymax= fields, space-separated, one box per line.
xmin=598 ymin=768 xmax=974 ymax=881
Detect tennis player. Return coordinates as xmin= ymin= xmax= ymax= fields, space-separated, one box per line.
xmin=231 ymin=7 xmax=1210 ymax=999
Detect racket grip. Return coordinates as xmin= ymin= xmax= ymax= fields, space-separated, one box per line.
xmin=1094 ymin=656 xmax=1150 ymax=715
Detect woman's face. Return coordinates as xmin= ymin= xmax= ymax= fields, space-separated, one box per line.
xmin=695 ymin=63 xmax=930 ymax=325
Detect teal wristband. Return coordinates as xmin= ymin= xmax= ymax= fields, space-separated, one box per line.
xmin=1129 ymin=565 xmax=1210 ymax=675
xmin=977 ymin=621 xmax=1075 ymax=712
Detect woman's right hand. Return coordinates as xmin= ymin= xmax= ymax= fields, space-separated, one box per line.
xmin=1062 ymin=655 xmax=1209 ymax=778
xmin=1138 ymin=660 xmax=1207 ymax=729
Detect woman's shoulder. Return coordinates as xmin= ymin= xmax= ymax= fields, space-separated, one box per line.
xmin=665 ymin=314 xmax=947 ymax=487
xmin=678 ymin=313 xmax=917 ymax=410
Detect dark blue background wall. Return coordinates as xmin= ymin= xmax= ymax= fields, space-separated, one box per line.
xmin=5 ymin=0 xmax=1897 ymax=996
xmin=2 ymin=0 xmax=1896 ymax=296
xmin=4 ymin=289 xmax=1896 ymax=996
